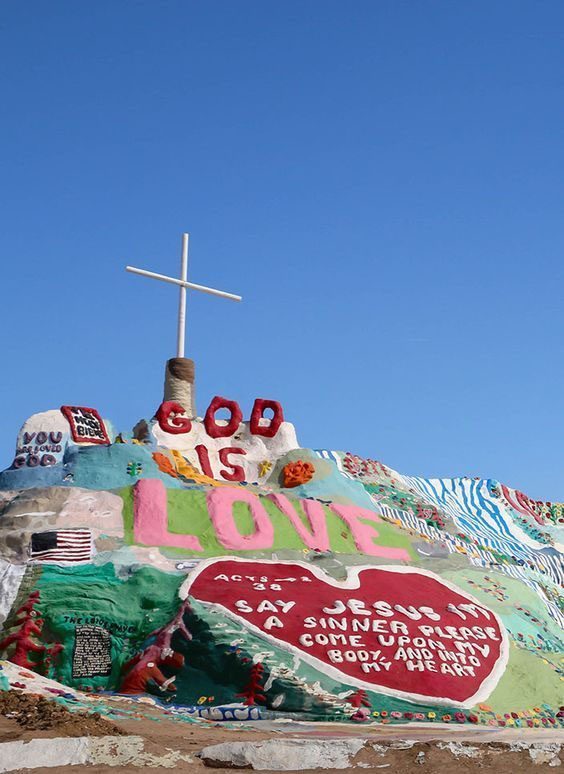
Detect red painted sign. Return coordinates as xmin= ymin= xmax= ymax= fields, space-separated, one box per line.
xmin=61 ymin=406 xmax=110 ymax=445
xmin=181 ymin=558 xmax=508 ymax=707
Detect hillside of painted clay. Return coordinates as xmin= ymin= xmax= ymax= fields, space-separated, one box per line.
xmin=0 ymin=396 xmax=562 ymax=728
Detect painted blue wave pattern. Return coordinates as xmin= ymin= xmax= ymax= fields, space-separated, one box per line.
xmin=313 ymin=451 xmax=563 ymax=626
xmin=404 ymin=477 xmax=560 ymax=568
xmin=313 ymin=449 xmax=356 ymax=479
xmin=376 ymin=500 xmax=563 ymax=629
xmin=402 ymin=476 xmax=563 ymax=624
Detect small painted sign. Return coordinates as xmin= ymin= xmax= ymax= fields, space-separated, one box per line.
xmin=180 ymin=558 xmax=508 ymax=707
xmin=72 ymin=625 xmax=112 ymax=678
xmin=61 ymin=406 xmax=110 ymax=445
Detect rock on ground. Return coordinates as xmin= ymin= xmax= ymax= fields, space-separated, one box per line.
xmin=198 ymin=738 xmax=367 ymax=770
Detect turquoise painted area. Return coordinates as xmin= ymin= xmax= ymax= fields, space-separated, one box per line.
xmin=290 ymin=469 xmax=375 ymax=509
xmin=0 ymin=442 xmax=184 ymax=491
xmin=271 ymin=449 xmax=375 ymax=509
xmin=35 ymin=563 xmax=183 ymax=690
xmin=0 ymin=461 xmax=68 ymax=490
xmin=71 ymin=444 xmax=184 ymax=490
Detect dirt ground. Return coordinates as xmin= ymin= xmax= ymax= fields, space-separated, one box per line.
xmin=1 ymin=693 xmax=562 ymax=773
xmin=0 ymin=691 xmax=124 ymax=738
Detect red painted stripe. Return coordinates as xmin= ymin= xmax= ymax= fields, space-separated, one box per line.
xmin=32 ymin=551 xmax=90 ymax=556
xmin=32 ymin=556 xmax=90 ymax=562
xmin=32 ymin=557 xmax=91 ymax=562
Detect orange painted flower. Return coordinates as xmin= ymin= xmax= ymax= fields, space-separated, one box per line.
xmin=282 ymin=460 xmax=315 ymax=488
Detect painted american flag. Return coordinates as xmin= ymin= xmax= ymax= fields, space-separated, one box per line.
xmin=30 ymin=529 xmax=92 ymax=563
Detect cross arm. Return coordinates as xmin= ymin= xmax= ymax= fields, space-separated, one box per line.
xmin=125 ymin=265 xmax=242 ymax=302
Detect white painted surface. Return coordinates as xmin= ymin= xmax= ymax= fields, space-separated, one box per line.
xmin=0 ymin=737 xmax=89 ymax=772
xmin=0 ymin=735 xmax=147 ymax=772
xmin=0 ymin=560 xmax=25 ymax=626
xmin=152 ymin=417 xmax=299 ymax=484
xmin=56 ymin=488 xmax=124 ymax=537
xmin=199 ymin=738 xmax=367 ymax=770
xmin=14 ymin=410 xmax=70 ymax=465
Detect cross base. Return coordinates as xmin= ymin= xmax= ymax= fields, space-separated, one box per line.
xmin=163 ymin=357 xmax=196 ymax=418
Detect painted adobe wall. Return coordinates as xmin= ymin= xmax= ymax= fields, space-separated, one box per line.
xmin=0 ymin=398 xmax=562 ymax=728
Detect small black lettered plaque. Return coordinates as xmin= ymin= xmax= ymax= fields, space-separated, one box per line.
xmin=72 ymin=625 xmax=112 ymax=679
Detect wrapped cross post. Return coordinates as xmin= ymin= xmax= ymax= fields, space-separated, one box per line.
xmin=164 ymin=357 xmax=197 ymax=418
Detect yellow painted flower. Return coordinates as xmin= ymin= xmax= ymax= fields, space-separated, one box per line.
xmin=258 ymin=460 xmax=273 ymax=477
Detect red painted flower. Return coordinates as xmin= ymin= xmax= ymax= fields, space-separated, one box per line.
xmin=343 ymin=453 xmax=364 ymax=477
xmin=351 ymin=708 xmax=370 ymax=722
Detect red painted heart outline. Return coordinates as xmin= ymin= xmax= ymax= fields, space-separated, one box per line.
xmin=180 ymin=558 xmax=509 ymax=708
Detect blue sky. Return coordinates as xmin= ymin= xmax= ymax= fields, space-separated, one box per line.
xmin=1 ymin=2 xmax=564 ymax=499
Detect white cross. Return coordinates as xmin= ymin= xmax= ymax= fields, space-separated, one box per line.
xmin=126 ymin=233 xmax=242 ymax=358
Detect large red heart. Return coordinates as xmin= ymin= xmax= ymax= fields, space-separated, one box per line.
xmin=180 ymin=558 xmax=508 ymax=707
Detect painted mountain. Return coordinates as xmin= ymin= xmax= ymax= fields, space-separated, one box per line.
xmin=0 ymin=395 xmax=562 ymax=727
